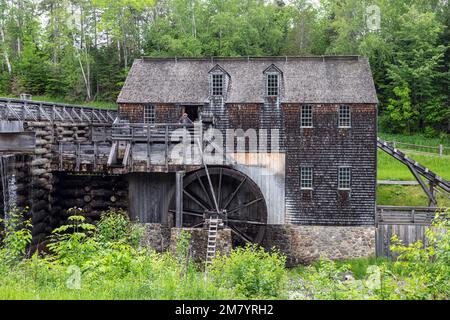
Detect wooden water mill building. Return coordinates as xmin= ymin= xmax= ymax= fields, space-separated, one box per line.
xmin=0 ymin=56 xmax=381 ymax=265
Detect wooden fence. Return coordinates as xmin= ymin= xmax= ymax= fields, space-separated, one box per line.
xmin=375 ymin=206 xmax=447 ymax=258
xmin=385 ymin=140 xmax=449 ymax=157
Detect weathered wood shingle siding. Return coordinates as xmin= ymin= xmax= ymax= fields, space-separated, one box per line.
xmin=119 ymin=104 xmax=181 ymax=123
xmin=119 ymin=101 xmax=377 ymax=227
xmin=284 ymin=104 xmax=377 ymax=226
xmin=206 ymin=102 xmax=286 ymax=151
xmin=119 ymin=103 xmax=144 ymax=122
xmin=207 ymin=102 xmax=376 ymax=226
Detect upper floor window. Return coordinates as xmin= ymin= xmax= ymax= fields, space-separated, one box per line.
xmin=338 ymin=167 xmax=351 ymax=190
xmin=339 ymin=105 xmax=351 ymax=128
xmin=209 ymin=64 xmax=229 ymax=98
xmin=301 ymin=105 xmax=313 ymax=128
xmin=266 ymin=73 xmax=279 ymax=97
xmin=264 ymin=64 xmax=282 ymax=98
xmin=300 ymin=167 xmax=314 ymax=190
xmin=212 ymin=73 xmax=224 ymax=96
xmin=144 ymin=105 xmax=155 ymax=124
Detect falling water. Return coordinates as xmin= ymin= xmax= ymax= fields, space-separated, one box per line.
xmin=0 ymin=154 xmax=17 ymax=219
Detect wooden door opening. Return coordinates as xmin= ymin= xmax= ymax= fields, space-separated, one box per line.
xmin=183 ymin=106 xmax=201 ymax=122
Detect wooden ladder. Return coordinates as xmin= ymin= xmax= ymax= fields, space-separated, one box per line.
xmin=205 ymin=218 xmax=221 ymax=265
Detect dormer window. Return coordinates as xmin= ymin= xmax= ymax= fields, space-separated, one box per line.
xmin=267 ymin=74 xmax=279 ymax=97
xmin=264 ymin=64 xmax=282 ymax=98
xmin=212 ymin=73 xmax=224 ymax=96
xmin=209 ymin=65 xmax=229 ymax=98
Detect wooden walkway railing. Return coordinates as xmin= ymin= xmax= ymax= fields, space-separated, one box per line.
xmin=0 ymin=97 xmax=117 ymax=124
xmin=111 ymin=122 xmax=201 ymax=142
xmin=54 ymin=123 xmax=208 ymax=172
xmin=376 ymin=206 xmax=441 ymax=226
xmin=384 ymin=140 xmax=448 ymax=157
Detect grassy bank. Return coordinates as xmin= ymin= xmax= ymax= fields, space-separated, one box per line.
xmin=378 ymin=150 xmax=450 ymax=181
xmin=1 ymin=94 xmax=117 ymax=110
xmin=377 ymin=185 xmax=450 ymax=207
xmin=377 ymin=133 xmax=450 ymax=207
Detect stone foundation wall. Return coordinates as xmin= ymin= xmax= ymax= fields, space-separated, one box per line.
xmin=262 ymin=225 xmax=375 ymax=266
xmin=139 ymin=224 xmax=374 ymax=266
xmin=140 ymin=223 xmax=172 ymax=252
xmin=170 ymin=228 xmax=232 ymax=263
xmin=140 ymin=225 xmax=233 ymax=262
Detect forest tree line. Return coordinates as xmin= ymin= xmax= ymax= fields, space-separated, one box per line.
xmin=0 ymin=0 xmax=448 ymax=135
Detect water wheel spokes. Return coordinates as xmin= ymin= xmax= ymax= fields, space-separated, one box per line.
xmin=174 ymin=167 xmax=268 ymax=246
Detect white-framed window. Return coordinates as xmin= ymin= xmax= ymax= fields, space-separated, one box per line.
xmin=144 ymin=105 xmax=155 ymax=124
xmin=338 ymin=167 xmax=351 ymax=190
xmin=339 ymin=105 xmax=351 ymax=128
xmin=300 ymin=167 xmax=314 ymax=190
xmin=266 ymin=73 xmax=279 ymax=97
xmin=212 ymin=73 xmax=224 ymax=96
xmin=301 ymin=105 xmax=313 ymax=128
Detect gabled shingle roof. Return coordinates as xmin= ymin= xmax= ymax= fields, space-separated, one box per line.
xmin=117 ymin=56 xmax=378 ymax=104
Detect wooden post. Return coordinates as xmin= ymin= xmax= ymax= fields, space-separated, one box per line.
xmin=175 ymin=171 xmax=185 ymax=228
xmin=165 ymin=125 xmax=169 ymax=170
xmin=59 ymin=142 xmax=63 ymax=170
xmin=75 ymin=143 xmax=80 ymax=171
xmin=439 ymin=144 xmax=443 ymax=157
xmin=93 ymin=141 xmax=97 ymax=168
xmin=147 ymin=125 xmax=151 ymax=169
xmin=429 ymin=181 xmax=435 ymax=207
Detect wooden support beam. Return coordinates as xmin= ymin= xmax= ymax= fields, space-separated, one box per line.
xmin=429 ymin=181 xmax=436 ymax=207
xmin=0 ymin=132 xmax=36 ymax=152
xmin=175 ymin=171 xmax=185 ymax=228
xmin=165 ymin=125 xmax=169 ymax=171
xmin=406 ymin=162 xmax=437 ymax=206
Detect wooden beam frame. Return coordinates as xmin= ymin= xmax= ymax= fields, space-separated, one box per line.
xmin=406 ymin=162 xmax=437 ymax=206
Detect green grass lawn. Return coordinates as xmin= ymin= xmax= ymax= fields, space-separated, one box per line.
xmin=377 ymin=185 xmax=450 ymax=207
xmin=377 ymin=133 xmax=450 ymax=207
xmin=32 ymin=95 xmax=117 ymax=110
xmin=378 ymin=150 xmax=450 ymax=181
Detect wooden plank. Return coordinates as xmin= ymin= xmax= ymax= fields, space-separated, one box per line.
xmin=377 ymin=180 xmax=419 ymax=186
xmin=175 ymin=171 xmax=184 ymax=227
xmin=0 ymin=120 xmax=24 ymax=132
xmin=0 ymin=132 xmax=36 ymax=152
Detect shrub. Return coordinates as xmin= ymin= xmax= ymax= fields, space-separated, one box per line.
xmin=47 ymin=212 xmax=97 ymax=267
xmin=0 ymin=207 xmax=32 ymax=266
xmin=390 ymin=209 xmax=450 ymax=299
xmin=210 ymin=244 xmax=287 ymax=299
xmin=95 ymin=208 xmax=143 ymax=247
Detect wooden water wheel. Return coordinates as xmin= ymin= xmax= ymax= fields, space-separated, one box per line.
xmin=170 ymin=167 xmax=267 ymax=246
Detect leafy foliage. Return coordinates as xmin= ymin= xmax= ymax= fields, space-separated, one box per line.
xmin=210 ymin=244 xmax=287 ymax=298
xmin=289 ymin=209 xmax=450 ymax=300
xmin=0 ymin=207 xmax=449 ymax=300
xmin=389 ymin=210 xmax=450 ymax=299
xmin=0 ymin=207 xmax=32 ymax=266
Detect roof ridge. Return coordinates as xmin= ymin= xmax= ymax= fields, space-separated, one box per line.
xmin=141 ymin=56 xmax=362 ymax=62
